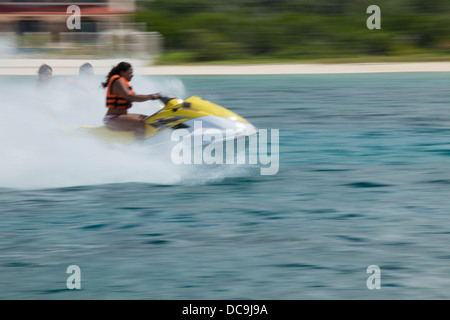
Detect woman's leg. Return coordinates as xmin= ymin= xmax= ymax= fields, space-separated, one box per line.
xmin=105 ymin=114 xmax=147 ymax=141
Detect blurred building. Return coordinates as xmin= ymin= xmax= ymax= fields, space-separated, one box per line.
xmin=0 ymin=0 xmax=162 ymax=58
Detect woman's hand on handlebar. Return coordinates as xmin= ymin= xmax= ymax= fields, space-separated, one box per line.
xmin=150 ymin=93 xmax=161 ymax=100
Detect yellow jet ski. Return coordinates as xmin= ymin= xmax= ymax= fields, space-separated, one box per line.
xmin=73 ymin=96 xmax=258 ymax=145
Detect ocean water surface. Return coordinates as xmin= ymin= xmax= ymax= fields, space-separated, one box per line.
xmin=1 ymin=71 xmax=450 ymax=299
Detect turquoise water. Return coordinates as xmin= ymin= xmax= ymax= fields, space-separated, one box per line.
xmin=1 ymin=72 xmax=450 ymax=299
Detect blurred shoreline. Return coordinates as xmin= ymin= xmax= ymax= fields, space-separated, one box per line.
xmin=2 ymin=58 xmax=450 ymax=76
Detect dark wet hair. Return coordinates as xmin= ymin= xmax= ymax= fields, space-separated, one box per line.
xmin=101 ymin=61 xmax=131 ymax=88
xmin=79 ymin=62 xmax=93 ymax=75
xmin=38 ymin=64 xmax=52 ymax=75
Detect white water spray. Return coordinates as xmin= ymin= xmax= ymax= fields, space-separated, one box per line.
xmin=0 ymin=62 xmax=251 ymax=189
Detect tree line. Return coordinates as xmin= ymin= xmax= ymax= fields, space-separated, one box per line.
xmin=134 ymin=0 xmax=450 ymax=62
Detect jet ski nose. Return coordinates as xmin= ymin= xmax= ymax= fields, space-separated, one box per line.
xmin=234 ymin=122 xmax=258 ymax=138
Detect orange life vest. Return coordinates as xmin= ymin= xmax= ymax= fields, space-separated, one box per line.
xmin=106 ymin=75 xmax=135 ymax=109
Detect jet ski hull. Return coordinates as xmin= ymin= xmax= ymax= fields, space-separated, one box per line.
xmin=73 ymin=96 xmax=257 ymax=145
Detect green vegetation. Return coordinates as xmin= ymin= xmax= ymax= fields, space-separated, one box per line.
xmin=134 ymin=0 xmax=450 ymax=64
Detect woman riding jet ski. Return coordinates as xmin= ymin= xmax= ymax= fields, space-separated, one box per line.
xmin=102 ymin=61 xmax=161 ymax=141
xmin=74 ymin=61 xmax=257 ymax=145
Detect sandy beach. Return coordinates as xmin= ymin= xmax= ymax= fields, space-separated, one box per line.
xmin=1 ymin=58 xmax=450 ymax=76
xmin=143 ymin=62 xmax=450 ymax=76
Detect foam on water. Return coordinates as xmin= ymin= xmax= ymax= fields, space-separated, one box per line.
xmin=0 ymin=68 xmax=251 ymax=190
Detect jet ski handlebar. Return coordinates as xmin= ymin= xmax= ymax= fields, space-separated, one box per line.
xmin=158 ymin=95 xmax=176 ymax=105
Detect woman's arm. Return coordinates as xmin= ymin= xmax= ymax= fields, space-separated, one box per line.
xmin=113 ymin=78 xmax=159 ymax=102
